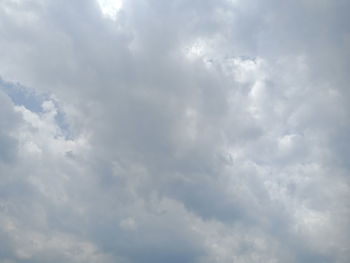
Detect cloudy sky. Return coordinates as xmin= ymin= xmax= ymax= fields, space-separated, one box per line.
xmin=0 ymin=0 xmax=349 ymax=262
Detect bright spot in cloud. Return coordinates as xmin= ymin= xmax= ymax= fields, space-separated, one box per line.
xmin=184 ymin=39 xmax=208 ymax=59
xmin=97 ymin=0 xmax=122 ymax=19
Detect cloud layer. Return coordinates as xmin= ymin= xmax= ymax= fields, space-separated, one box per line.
xmin=0 ymin=0 xmax=349 ymax=262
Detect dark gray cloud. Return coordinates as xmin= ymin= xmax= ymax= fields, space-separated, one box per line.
xmin=0 ymin=0 xmax=349 ymax=262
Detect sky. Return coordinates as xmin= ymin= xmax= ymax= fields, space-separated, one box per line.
xmin=0 ymin=0 xmax=349 ymax=262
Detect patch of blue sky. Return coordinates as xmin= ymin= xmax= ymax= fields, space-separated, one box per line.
xmin=0 ymin=77 xmax=45 ymax=113
xmin=0 ymin=77 xmax=71 ymax=138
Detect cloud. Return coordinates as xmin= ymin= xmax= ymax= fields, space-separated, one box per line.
xmin=0 ymin=0 xmax=349 ymax=262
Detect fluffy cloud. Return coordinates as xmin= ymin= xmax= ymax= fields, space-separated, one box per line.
xmin=0 ymin=0 xmax=349 ymax=262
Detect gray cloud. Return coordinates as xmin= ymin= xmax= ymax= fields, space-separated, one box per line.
xmin=0 ymin=0 xmax=349 ymax=262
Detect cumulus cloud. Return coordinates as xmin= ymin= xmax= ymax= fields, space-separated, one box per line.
xmin=0 ymin=0 xmax=349 ymax=262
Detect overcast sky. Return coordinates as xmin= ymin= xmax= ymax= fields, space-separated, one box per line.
xmin=0 ymin=0 xmax=349 ymax=262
